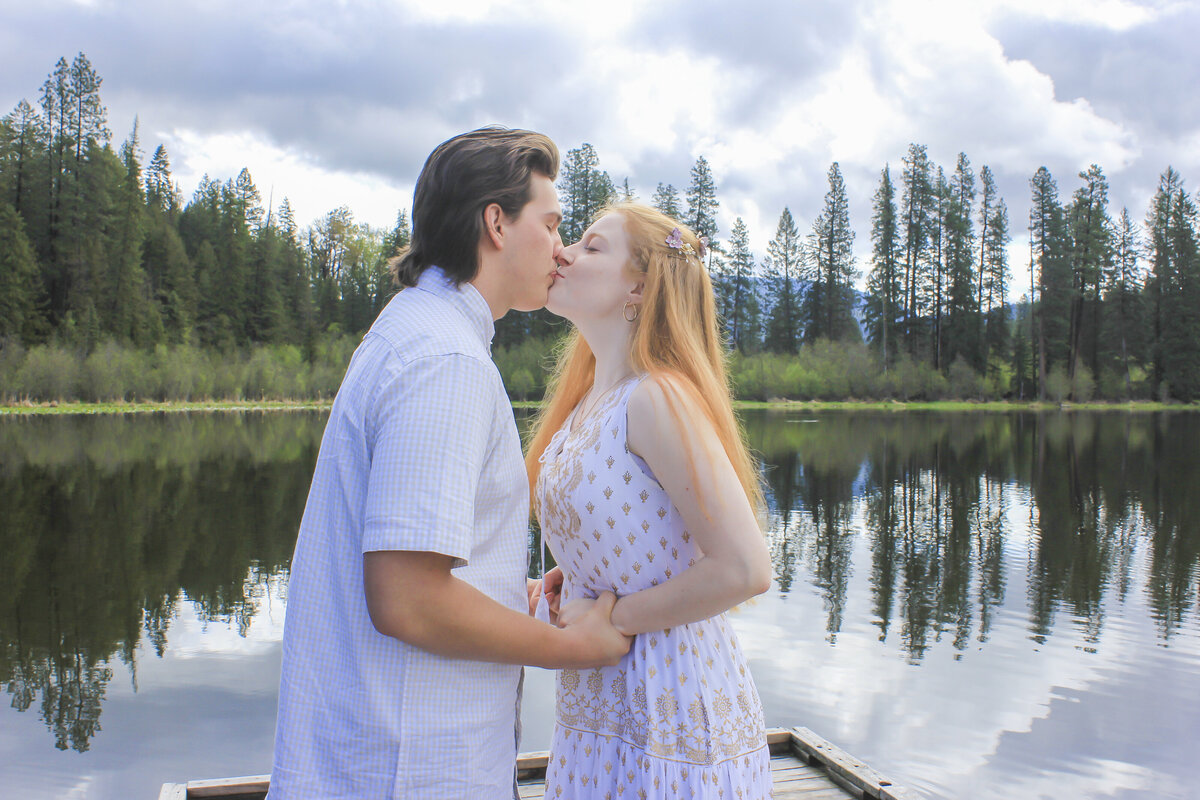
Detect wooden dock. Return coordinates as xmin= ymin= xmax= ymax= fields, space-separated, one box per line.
xmin=160 ymin=727 xmax=920 ymax=799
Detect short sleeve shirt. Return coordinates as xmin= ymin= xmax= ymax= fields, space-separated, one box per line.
xmin=268 ymin=267 xmax=530 ymax=800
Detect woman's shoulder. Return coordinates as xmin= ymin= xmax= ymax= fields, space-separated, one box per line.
xmin=628 ymin=372 xmax=703 ymax=420
xmin=626 ymin=373 xmax=715 ymax=458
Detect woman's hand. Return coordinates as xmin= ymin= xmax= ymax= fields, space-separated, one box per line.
xmin=556 ymin=594 xmax=598 ymax=629
xmin=526 ymin=577 xmax=543 ymax=617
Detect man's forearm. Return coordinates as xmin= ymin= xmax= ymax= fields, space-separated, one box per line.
xmin=363 ymin=550 xmax=627 ymax=669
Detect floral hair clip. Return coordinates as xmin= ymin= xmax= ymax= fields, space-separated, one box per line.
xmin=666 ymin=227 xmax=704 ymax=259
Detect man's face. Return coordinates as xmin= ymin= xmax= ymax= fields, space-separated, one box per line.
xmin=503 ymin=174 xmax=564 ymax=312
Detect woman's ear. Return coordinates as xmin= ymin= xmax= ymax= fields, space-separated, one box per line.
xmin=629 ymin=280 xmax=645 ymax=298
xmin=482 ymin=203 xmax=505 ymax=250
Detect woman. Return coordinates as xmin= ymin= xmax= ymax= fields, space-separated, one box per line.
xmin=526 ymin=203 xmax=774 ymax=798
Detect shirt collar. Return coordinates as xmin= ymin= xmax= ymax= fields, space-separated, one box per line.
xmin=415 ymin=265 xmax=496 ymax=349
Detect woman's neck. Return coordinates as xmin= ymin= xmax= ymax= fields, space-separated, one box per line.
xmin=577 ymin=319 xmax=636 ymax=394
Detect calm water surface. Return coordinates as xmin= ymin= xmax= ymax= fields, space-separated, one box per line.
xmin=1 ymin=409 xmax=1198 ymax=799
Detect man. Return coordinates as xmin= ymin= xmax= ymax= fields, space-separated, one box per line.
xmin=268 ymin=127 xmax=630 ymax=799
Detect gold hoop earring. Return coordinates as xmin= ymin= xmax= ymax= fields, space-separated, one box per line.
xmin=622 ymin=301 xmax=639 ymax=322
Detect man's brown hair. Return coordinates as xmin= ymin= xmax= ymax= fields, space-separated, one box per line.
xmin=390 ymin=126 xmax=559 ymax=287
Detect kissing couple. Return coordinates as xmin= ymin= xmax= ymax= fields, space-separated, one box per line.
xmin=268 ymin=127 xmax=773 ymax=799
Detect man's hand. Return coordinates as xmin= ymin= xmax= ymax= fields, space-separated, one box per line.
xmin=556 ymin=591 xmax=631 ymax=667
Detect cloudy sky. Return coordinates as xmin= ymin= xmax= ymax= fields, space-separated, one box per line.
xmin=2 ymin=0 xmax=1197 ymax=294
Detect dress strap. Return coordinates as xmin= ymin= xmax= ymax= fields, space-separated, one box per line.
xmin=612 ymin=372 xmax=649 ymax=438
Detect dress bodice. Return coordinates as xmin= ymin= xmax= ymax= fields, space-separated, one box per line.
xmin=535 ymin=375 xmax=698 ymax=602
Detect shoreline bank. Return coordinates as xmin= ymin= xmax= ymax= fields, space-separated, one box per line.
xmin=2 ymin=399 xmax=1195 ymax=415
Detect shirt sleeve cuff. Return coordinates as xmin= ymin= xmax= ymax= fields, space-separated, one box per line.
xmin=362 ymin=519 xmax=471 ymax=569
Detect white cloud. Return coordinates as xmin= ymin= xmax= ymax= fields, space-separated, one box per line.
xmin=164 ymin=128 xmax=409 ymax=229
xmin=981 ymin=0 xmax=1163 ymax=31
xmin=1 ymin=0 xmax=1193 ymax=298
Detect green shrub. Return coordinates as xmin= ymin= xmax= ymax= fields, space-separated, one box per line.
xmin=1045 ymin=366 xmax=1071 ymax=403
xmin=15 ymin=345 xmax=80 ymax=401
xmin=81 ymin=341 xmax=154 ymax=401
xmin=0 ymin=338 xmax=26 ymax=402
xmin=1071 ymin=364 xmax=1096 ymax=402
xmin=947 ymin=357 xmax=985 ymax=400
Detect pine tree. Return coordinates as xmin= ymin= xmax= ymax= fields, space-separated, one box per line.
xmin=900 ymin=144 xmax=933 ymax=357
xmin=685 ymin=156 xmax=719 ymax=246
xmin=977 ymin=166 xmax=999 ymax=368
xmin=1103 ymin=208 xmax=1143 ymax=395
xmin=1147 ymin=170 xmax=1200 ymax=400
xmin=373 ymin=209 xmax=410 ymax=311
xmin=725 ymin=217 xmax=760 ymax=352
xmin=67 ymin=54 xmax=109 ymax=166
xmin=109 ymin=121 xmax=159 ymax=344
xmin=1164 ymin=189 xmax=1200 ymax=400
xmin=652 ymin=183 xmax=682 ymax=220
xmin=865 ymin=165 xmax=902 ymax=365
xmin=981 ymin=199 xmax=1011 ymax=378
xmin=1029 ymin=166 xmax=1072 ymax=398
xmin=143 ymin=214 xmax=196 ymax=343
xmin=1 ymin=99 xmax=47 ymax=219
xmin=145 ymin=144 xmax=178 ymax=215
xmin=928 ymin=167 xmax=948 ymax=369
xmin=276 ymin=197 xmax=313 ymax=345
xmin=1144 ymin=167 xmax=1180 ymax=394
xmin=39 ymin=57 xmax=75 ymax=318
xmin=943 ymin=153 xmax=978 ymax=370
xmin=1067 ymin=164 xmax=1114 ymax=387
xmin=232 ymin=167 xmax=265 ymax=232
xmin=0 ymin=202 xmax=43 ymax=339
xmin=557 ymin=143 xmax=614 ymax=243
xmin=764 ymin=207 xmax=803 ymax=353
xmin=805 ymin=162 xmax=858 ymax=342
xmin=620 ymin=178 xmax=635 ymax=203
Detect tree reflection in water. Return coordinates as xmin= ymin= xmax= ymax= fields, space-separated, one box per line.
xmin=2 ymin=408 xmax=1198 ymax=754
xmin=747 ymin=410 xmax=1200 ymax=664
xmin=0 ymin=412 xmax=323 ymax=752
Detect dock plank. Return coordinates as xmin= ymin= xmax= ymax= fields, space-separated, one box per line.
xmin=515 ymin=736 xmax=852 ymax=798
xmin=165 ymin=726 xmax=920 ymax=800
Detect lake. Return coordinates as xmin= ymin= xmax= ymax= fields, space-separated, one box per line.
xmin=1 ymin=409 xmax=1197 ymax=799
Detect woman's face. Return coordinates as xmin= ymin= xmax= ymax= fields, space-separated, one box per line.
xmin=546 ymin=212 xmax=640 ymax=322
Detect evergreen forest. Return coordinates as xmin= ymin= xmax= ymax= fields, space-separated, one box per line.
xmin=2 ymin=54 xmax=1198 ymax=404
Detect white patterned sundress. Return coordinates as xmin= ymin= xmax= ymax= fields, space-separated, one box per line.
xmin=534 ymin=374 xmax=771 ymax=799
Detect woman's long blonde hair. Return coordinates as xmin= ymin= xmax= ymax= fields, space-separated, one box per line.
xmin=524 ymin=202 xmax=764 ymax=518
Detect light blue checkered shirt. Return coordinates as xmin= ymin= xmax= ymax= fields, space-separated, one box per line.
xmin=269 ymin=267 xmax=529 ymax=799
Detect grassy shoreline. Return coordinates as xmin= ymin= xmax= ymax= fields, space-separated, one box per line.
xmin=5 ymin=398 xmax=1196 ymax=416
xmin=0 ymin=399 xmax=335 ymax=415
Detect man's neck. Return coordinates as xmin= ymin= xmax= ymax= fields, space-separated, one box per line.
xmin=469 ymin=258 xmax=511 ymax=321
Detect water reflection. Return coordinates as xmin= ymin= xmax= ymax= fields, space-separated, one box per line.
xmin=0 ymin=412 xmax=321 ymax=752
xmin=1 ymin=408 xmax=1198 ymax=783
xmin=746 ymin=411 xmax=1200 ymax=662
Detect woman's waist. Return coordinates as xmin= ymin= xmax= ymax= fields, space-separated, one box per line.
xmin=556 ymin=545 xmax=699 ymax=596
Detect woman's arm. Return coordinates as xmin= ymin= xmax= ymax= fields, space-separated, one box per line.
xmin=606 ymin=377 xmax=772 ymax=636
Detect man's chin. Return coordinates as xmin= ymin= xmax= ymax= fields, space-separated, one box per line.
xmin=511 ymin=293 xmax=550 ymax=314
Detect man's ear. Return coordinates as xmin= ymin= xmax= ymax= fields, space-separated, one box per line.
xmin=482 ymin=202 xmax=505 ymax=251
